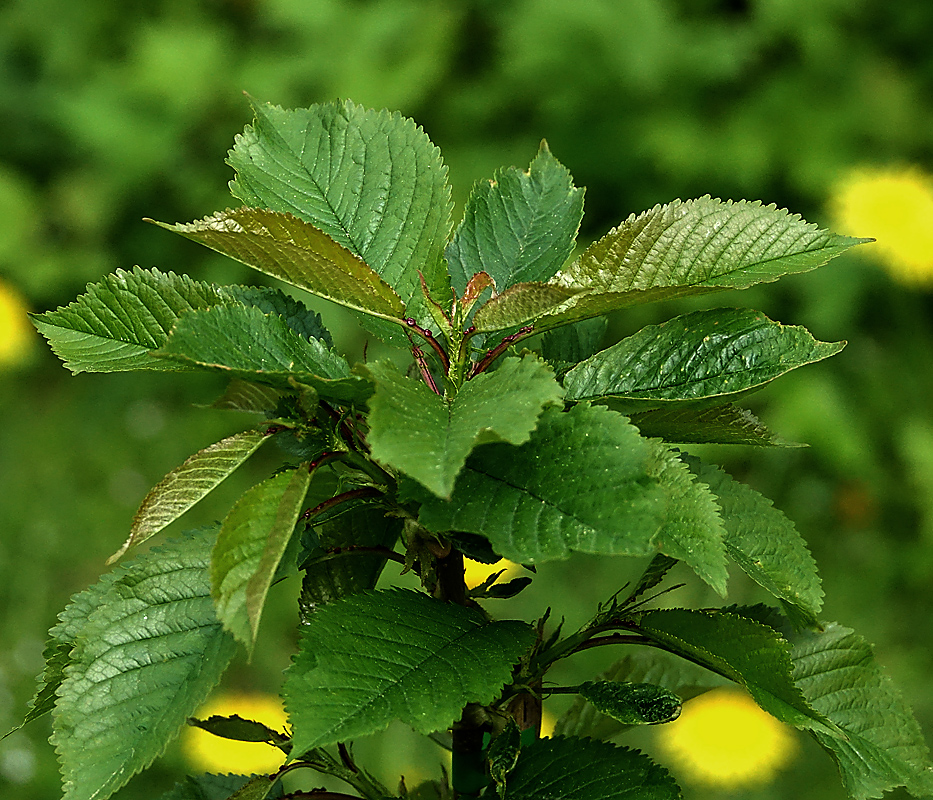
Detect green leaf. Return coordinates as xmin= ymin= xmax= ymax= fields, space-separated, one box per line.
xmin=472 ymin=282 xmax=582 ymax=333
xmin=418 ymin=404 xmax=725 ymax=582
xmin=224 ymin=285 xmax=333 ymax=346
xmin=8 ymin=560 xmax=132 ymax=738
xmin=648 ymin=449 xmax=728 ymax=595
xmin=299 ymin=504 xmax=402 ymax=615
xmin=577 ymin=681 xmax=683 ymax=725
xmin=227 ymin=99 xmax=452 ymax=321
xmin=31 ymin=267 xmax=233 ymax=373
xmin=212 ymin=468 xmax=313 ymax=650
xmin=790 ymin=622 xmax=933 ymax=799
xmin=222 ymin=775 xmax=281 ymax=800
xmin=637 ymin=608 xmax=837 ymax=736
xmin=505 ymin=736 xmax=682 ymax=800
xmin=283 ymin=588 xmax=534 ymax=753
xmin=559 ymin=196 xmax=863 ymax=291
xmin=108 ymin=430 xmax=269 ymax=564
xmin=417 ymin=404 xmax=667 ymax=563
xmin=187 ymin=715 xmax=288 ymax=747
xmin=690 ymin=459 xmax=823 ymax=621
xmin=554 ymin=650 xmax=724 ymax=740
xmin=52 ymin=528 xmax=237 ymax=800
xmin=541 ymin=316 xmax=608 ymax=368
xmin=209 ymin=380 xmax=283 ymax=415
xmin=488 ymin=719 xmax=522 ymax=792
xmin=445 ymin=140 xmax=584 ymax=294
xmin=629 ymin=404 xmax=795 ymax=446
xmin=154 ymin=304 xmax=372 ymax=404
xmin=365 ymin=356 xmax=564 ymax=498
xmin=152 ymin=208 xmax=407 ymax=322
xmin=472 ymin=198 xmax=866 ymax=332
xmin=158 ymin=773 xmax=280 ymax=800
xmin=563 ymin=308 xmax=846 ymax=411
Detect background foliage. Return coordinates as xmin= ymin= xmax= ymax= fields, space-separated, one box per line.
xmin=2 ymin=1 xmax=932 ymax=798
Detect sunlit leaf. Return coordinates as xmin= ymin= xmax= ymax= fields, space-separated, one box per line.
xmin=152 ymin=208 xmax=407 ymax=322
xmin=109 ymin=430 xmax=270 ymax=564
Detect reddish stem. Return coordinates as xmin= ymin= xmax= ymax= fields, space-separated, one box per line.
xmin=405 ymin=317 xmax=450 ymax=370
xmin=302 ymin=487 xmax=383 ymax=521
xmin=470 ymin=326 xmax=535 ymax=377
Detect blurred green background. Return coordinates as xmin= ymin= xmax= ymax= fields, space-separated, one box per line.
xmin=2 ymin=1 xmax=933 ymax=798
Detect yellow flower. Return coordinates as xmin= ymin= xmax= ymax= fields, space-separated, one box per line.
xmin=656 ymin=687 xmax=798 ymax=788
xmin=0 ymin=278 xmax=34 ymax=367
xmin=181 ymin=692 xmax=288 ymax=775
xmin=462 ymin=558 xmax=521 ymax=589
xmin=830 ymin=166 xmax=933 ymax=287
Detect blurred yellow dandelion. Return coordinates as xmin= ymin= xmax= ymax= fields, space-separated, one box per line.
xmin=656 ymin=687 xmax=798 ymax=788
xmin=462 ymin=558 xmax=521 ymax=589
xmin=830 ymin=166 xmax=933 ymax=286
xmin=0 ymin=278 xmax=34 ymax=367
xmin=182 ymin=692 xmax=288 ymax=775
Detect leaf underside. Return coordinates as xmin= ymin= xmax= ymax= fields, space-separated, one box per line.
xmin=473 ymin=197 xmax=865 ymax=333
xmin=212 ymin=468 xmax=313 ymax=650
xmin=52 ymin=529 xmax=236 ymax=800
xmin=789 ymin=622 xmax=933 ymax=799
xmin=110 ymin=430 xmax=269 ymax=564
xmin=227 ymin=98 xmax=452 ymax=326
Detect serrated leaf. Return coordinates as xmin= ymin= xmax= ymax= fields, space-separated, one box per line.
xmin=472 ymin=282 xmax=582 ymax=333
xmin=445 ymin=140 xmax=584 ymax=294
xmin=629 ymin=403 xmax=795 ymax=446
xmin=554 ymin=650 xmax=724 ymax=740
xmin=53 ymin=529 xmax=237 ymax=800
xmin=472 ymin=198 xmax=866 ymax=333
xmin=365 ymin=355 xmax=564 ymax=498
xmin=417 ymin=404 xmax=666 ymax=563
xmin=637 ymin=608 xmax=837 ymax=736
xmin=299 ymin=504 xmax=402 ymax=615
xmin=563 ymin=308 xmax=845 ymax=411
xmin=212 ymin=468 xmax=312 ymax=650
xmin=283 ymin=588 xmax=534 ymax=753
xmin=418 ymin=404 xmax=724 ymax=577
xmin=559 ymin=196 xmax=863 ymax=291
xmin=154 ymin=304 xmax=372 ymax=404
xmin=158 ymin=774 xmax=274 ymax=800
xmin=227 ymin=99 xmax=452 ymax=324
xmin=690 ymin=459 xmax=823 ymax=621
xmin=790 ymin=622 xmax=933 ymax=799
xmin=8 ymin=561 xmax=131 ymax=738
xmin=505 ymin=736 xmax=682 ymax=800
xmin=224 ymin=285 xmax=333 ymax=346
xmin=223 ymin=775 xmax=281 ymax=800
xmin=578 ymin=681 xmax=683 ymax=725
xmin=108 ymin=430 xmax=270 ymax=564
xmin=31 ymin=268 xmax=234 ymax=373
xmin=209 ymin=380 xmax=283 ymax=414
xmin=648 ymin=449 xmax=728 ymax=595
xmin=153 ymin=208 xmax=407 ymax=322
